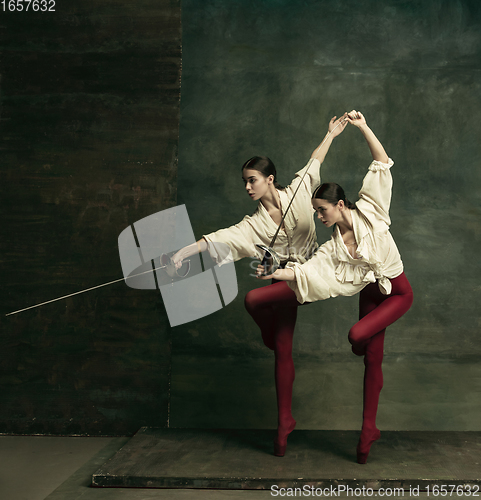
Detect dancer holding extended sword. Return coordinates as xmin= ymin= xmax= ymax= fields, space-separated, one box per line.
xmin=255 ymin=110 xmax=413 ymax=463
xmin=172 ymin=113 xmax=349 ymax=457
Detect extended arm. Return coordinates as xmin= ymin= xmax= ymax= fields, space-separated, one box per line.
xmin=172 ymin=238 xmax=207 ymax=269
xmin=346 ymin=110 xmax=389 ymax=163
xmin=310 ymin=113 xmax=348 ymax=164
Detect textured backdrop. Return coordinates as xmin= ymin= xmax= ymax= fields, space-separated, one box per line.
xmin=0 ymin=0 xmax=181 ymax=434
xmin=1 ymin=0 xmax=480 ymax=436
xmin=173 ymin=0 xmax=481 ymax=431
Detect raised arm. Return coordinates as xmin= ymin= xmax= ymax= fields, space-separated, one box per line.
xmin=346 ymin=110 xmax=389 ymax=163
xmin=310 ymin=113 xmax=348 ymax=164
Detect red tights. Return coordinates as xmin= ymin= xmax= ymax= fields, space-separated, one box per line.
xmin=244 ymin=281 xmax=304 ymax=453
xmin=244 ymin=272 xmax=413 ymax=461
xmin=349 ymin=272 xmax=413 ymax=462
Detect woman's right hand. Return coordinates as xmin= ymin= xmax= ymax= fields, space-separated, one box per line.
xmin=256 ymin=263 xmax=278 ymax=280
xmin=171 ymin=250 xmax=184 ymax=270
xmin=171 ymin=239 xmax=207 ymax=270
xmin=311 ymin=112 xmax=348 ymax=162
xmin=328 ymin=112 xmax=349 ymax=137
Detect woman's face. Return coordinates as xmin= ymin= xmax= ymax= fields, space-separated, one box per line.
xmin=312 ymin=198 xmax=343 ymax=227
xmin=242 ymin=168 xmax=273 ymax=201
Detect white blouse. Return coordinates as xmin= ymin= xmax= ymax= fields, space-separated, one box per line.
xmin=203 ymin=158 xmax=321 ymax=266
xmin=286 ymin=158 xmax=404 ymax=304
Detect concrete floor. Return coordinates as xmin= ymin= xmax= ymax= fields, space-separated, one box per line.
xmin=0 ymin=435 xmax=272 ymax=499
xmin=0 ymin=434 xmax=468 ymax=500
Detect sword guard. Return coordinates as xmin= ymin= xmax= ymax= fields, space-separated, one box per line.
xmin=160 ymin=253 xmax=190 ymax=279
xmin=256 ymin=244 xmax=281 ymax=277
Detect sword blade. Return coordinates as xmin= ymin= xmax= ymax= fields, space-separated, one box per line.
xmin=5 ymin=265 xmax=166 ymax=317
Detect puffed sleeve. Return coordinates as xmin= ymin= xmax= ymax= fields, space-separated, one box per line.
xmin=202 ymin=215 xmax=259 ymax=265
xmin=284 ymin=239 xmax=337 ymax=304
xmin=287 ymin=158 xmax=321 ymax=195
xmin=356 ymin=158 xmax=394 ymax=226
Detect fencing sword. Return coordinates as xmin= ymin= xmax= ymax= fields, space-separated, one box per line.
xmin=6 ymin=117 xmax=347 ymax=315
xmin=257 ymin=116 xmax=348 ymax=276
xmin=5 ymin=256 xmax=190 ymax=317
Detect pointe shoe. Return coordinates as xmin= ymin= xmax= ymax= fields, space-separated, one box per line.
xmin=356 ymin=428 xmax=381 ymax=464
xmin=273 ymin=418 xmax=296 ymax=457
xmin=274 ymin=438 xmax=287 ymax=457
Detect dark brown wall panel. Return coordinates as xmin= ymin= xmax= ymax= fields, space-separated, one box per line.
xmin=0 ymin=0 xmax=181 ymax=435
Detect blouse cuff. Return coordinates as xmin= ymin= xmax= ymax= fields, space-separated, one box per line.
xmin=368 ymin=158 xmax=394 ymax=172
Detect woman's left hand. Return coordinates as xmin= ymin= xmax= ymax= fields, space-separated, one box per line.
xmin=328 ymin=112 xmax=349 ymax=137
xmin=256 ymin=264 xmax=277 ymax=280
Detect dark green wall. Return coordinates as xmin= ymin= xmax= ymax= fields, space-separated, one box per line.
xmin=173 ymin=0 xmax=481 ymax=430
xmin=0 ymin=1 xmax=181 ymax=434
xmin=1 ymin=0 xmax=480 ymax=436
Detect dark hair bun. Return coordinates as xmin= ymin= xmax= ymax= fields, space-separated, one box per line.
xmin=313 ymin=182 xmax=356 ymax=209
xmin=242 ymin=156 xmax=284 ymax=190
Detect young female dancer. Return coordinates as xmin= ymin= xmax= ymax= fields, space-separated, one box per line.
xmin=172 ymin=114 xmax=349 ymax=457
xmin=255 ymin=110 xmax=413 ymax=464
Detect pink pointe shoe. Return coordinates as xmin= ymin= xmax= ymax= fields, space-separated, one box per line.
xmin=273 ymin=418 xmax=296 ymax=457
xmin=356 ymin=428 xmax=381 ymax=464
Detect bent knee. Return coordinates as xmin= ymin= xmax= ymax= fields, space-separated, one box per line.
xmin=244 ymin=289 xmax=265 ymax=313
xmin=406 ymin=290 xmax=414 ymax=311
xmin=244 ymin=289 xmax=259 ymax=313
xmin=348 ymin=324 xmax=364 ymax=345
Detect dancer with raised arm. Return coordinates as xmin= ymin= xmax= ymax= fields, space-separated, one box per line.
xmin=173 ymin=114 xmax=348 ymax=457
xmin=256 ymin=110 xmax=413 ymax=463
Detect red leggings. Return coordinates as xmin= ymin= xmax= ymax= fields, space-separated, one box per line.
xmin=244 ymin=281 xmax=303 ymax=440
xmin=351 ymin=272 xmax=413 ymax=449
xmin=244 ymin=272 xmax=413 ymax=446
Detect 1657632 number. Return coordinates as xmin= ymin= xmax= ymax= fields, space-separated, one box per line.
xmin=426 ymin=485 xmax=480 ymax=496
xmin=2 ymin=0 xmax=55 ymax=11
